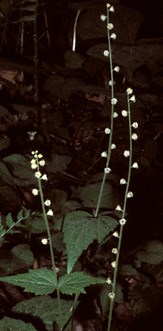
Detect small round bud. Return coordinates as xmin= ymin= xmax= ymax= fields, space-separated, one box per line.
xmin=101 ymin=151 xmax=107 ymax=158
xmin=120 ymin=178 xmax=126 ymax=184
xmin=35 ymin=171 xmax=42 ymax=178
xmin=100 ymin=14 xmax=106 ymax=21
xmin=113 ymin=112 xmax=118 ymax=118
xmin=111 ymin=144 xmax=116 ymax=150
xmin=107 ymin=23 xmax=114 ymax=30
xmin=109 ymin=292 xmax=115 ymax=299
xmin=132 ymin=122 xmax=138 ymax=129
xmin=110 ymin=33 xmax=116 ymax=39
xmin=112 ymin=231 xmax=119 ymax=238
xmin=32 ymin=188 xmax=39 ymax=196
xmin=121 ymin=110 xmax=128 ymax=117
xmin=132 ymin=133 xmax=138 ymax=140
xmin=105 ymin=128 xmax=111 ymax=134
xmin=119 ymin=218 xmax=127 ymax=225
xmin=132 ymin=162 xmax=139 ymax=169
xmin=106 ymin=277 xmax=112 ymax=284
xmin=115 ymin=205 xmax=122 ymax=211
xmin=127 ymin=191 xmax=134 ymax=198
xmin=44 ymin=199 xmax=51 ymax=206
xmin=47 ymin=209 xmax=53 ymax=216
xmin=111 ymin=98 xmax=118 ymax=105
xmin=104 ymin=167 xmax=111 ymax=174
xmin=112 ymin=248 xmax=118 ymax=254
xmin=111 ymin=261 xmax=116 ymax=268
xmin=113 ymin=66 xmax=120 ymax=72
xmin=126 ymin=88 xmax=133 ymax=95
xmin=129 ymin=95 xmax=136 ymax=103
xmin=123 ymin=150 xmax=130 ymax=157
xmin=103 ymin=50 xmax=109 ymax=57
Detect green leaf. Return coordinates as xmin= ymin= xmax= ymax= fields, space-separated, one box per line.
xmin=58 ymin=272 xmax=105 ymax=295
xmin=120 ymin=264 xmax=138 ymax=276
xmin=56 ymin=300 xmax=74 ymax=330
xmin=0 ymin=269 xmax=57 ymax=295
xmin=0 ymin=160 xmax=14 ymax=185
xmin=46 ymin=153 xmax=72 ymax=174
xmin=136 ymin=240 xmax=163 ymax=265
xmin=11 ymin=244 xmax=34 ymax=266
xmin=63 ymin=211 xmax=118 ymax=273
xmin=6 ymin=212 xmax=14 ymax=228
xmin=17 ymin=209 xmax=30 ymax=222
xmin=12 ymin=296 xmax=59 ymax=329
xmin=0 ymin=317 xmax=37 ymax=331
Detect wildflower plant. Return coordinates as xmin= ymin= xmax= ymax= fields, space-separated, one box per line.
xmin=99 ymin=4 xmax=139 ymax=331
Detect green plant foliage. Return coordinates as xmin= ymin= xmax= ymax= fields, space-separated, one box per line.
xmin=135 ymin=240 xmax=163 ymax=265
xmin=73 ymin=182 xmax=119 ymax=209
xmin=0 ymin=317 xmax=37 ymax=331
xmin=0 ymin=269 xmax=57 ymax=295
xmin=46 ymin=153 xmax=72 ymax=174
xmin=63 ymin=211 xmax=118 ymax=273
xmin=3 ymin=154 xmax=36 ymax=186
xmin=22 ymin=212 xmax=47 ymax=234
xmin=0 ymin=209 xmax=30 ymax=238
xmin=58 ymin=272 xmax=105 ymax=295
xmin=0 ymin=244 xmax=33 ymax=275
xmin=120 ymin=264 xmax=139 ymax=276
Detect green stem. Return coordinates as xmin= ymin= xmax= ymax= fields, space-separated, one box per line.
xmin=94 ymin=9 xmax=115 ymax=218
xmin=107 ymin=95 xmax=133 ymax=331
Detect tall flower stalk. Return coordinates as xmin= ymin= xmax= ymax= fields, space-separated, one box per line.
xmin=31 ymin=151 xmax=61 ymax=313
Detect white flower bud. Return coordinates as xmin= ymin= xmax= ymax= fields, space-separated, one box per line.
xmin=126 ymin=88 xmax=133 ymax=95
xmin=107 ymin=23 xmax=114 ymax=30
xmin=123 ymin=150 xmax=130 ymax=157
xmin=112 ymin=231 xmax=119 ymax=238
xmin=31 ymin=163 xmax=37 ymax=169
xmin=110 ymin=33 xmax=116 ymax=39
xmin=103 ymin=50 xmax=109 ymax=57
xmin=119 ymin=218 xmax=127 ymax=225
xmin=47 ymin=209 xmax=53 ymax=216
xmin=109 ymin=292 xmax=115 ymax=299
xmin=113 ymin=66 xmax=120 ymax=72
xmin=111 ymin=144 xmax=116 ymax=150
xmin=100 ymin=14 xmax=106 ymax=21
xmin=101 ymin=151 xmax=107 ymax=158
xmin=120 ymin=178 xmax=126 ymax=184
xmin=35 ymin=171 xmax=41 ymax=178
xmin=129 ymin=95 xmax=136 ymax=102
xmin=104 ymin=167 xmax=111 ymax=174
xmin=44 ymin=199 xmax=51 ymax=206
xmin=41 ymin=238 xmax=48 ymax=245
xmin=132 ymin=162 xmax=139 ymax=169
xmin=115 ymin=205 xmax=122 ymax=211
xmin=121 ymin=110 xmax=128 ymax=117
xmin=32 ymin=188 xmax=39 ymax=196
xmin=38 ymin=154 xmax=43 ymax=159
xmin=41 ymin=174 xmax=48 ymax=181
xmin=113 ymin=112 xmax=118 ymax=118
xmin=111 ymin=98 xmax=117 ymax=105
xmin=132 ymin=122 xmax=138 ymax=129
xmin=111 ymin=261 xmax=116 ymax=268
xmin=127 ymin=191 xmax=134 ymax=198
xmin=105 ymin=128 xmax=111 ymax=134
xmin=132 ymin=133 xmax=138 ymax=140
xmin=106 ymin=277 xmax=112 ymax=284
xmin=109 ymin=80 xmax=114 ymax=86
xmin=39 ymin=160 xmax=45 ymax=166
xmin=112 ymin=248 xmax=118 ymax=254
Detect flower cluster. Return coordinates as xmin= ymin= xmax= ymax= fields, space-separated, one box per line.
xmin=31 ymin=151 xmax=53 ymax=217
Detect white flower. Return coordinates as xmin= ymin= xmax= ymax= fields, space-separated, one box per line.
xmin=44 ymin=199 xmax=51 ymax=206
xmin=103 ymin=50 xmax=109 ymax=57
xmin=100 ymin=14 xmax=106 ymax=21
xmin=121 ymin=110 xmax=128 ymax=117
xmin=109 ymin=80 xmax=114 ymax=86
xmin=47 ymin=209 xmax=53 ymax=216
xmin=38 ymin=154 xmax=43 ymax=159
xmin=32 ymin=188 xmax=39 ymax=195
xmin=30 ymin=159 xmax=36 ymax=164
xmin=112 ymin=231 xmax=119 ymax=238
xmin=119 ymin=218 xmax=127 ymax=225
xmin=107 ymin=23 xmax=114 ymax=30
xmin=104 ymin=167 xmax=111 ymax=174
xmin=113 ymin=112 xmax=118 ymax=118
xmin=41 ymin=174 xmax=48 ymax=181
xmin=111 ymin=98 xmax=117 ymax=105
xmin=31 ymin=150 xmax=38 ymax=155
xmin=111 ymin=261 xmax=116 ymax=268
xmin=132 ymin=162 xmax=139 ymax=169
xmin=109 ymin=292 xmax=115 ymax=299
xmin=113 ymin=66 xmax=120 ymax=72
xmin=105 ymin=128 xmax=111 ymax=134
xmin=120 ymin=178 xmax=126 ymax=184
xmin=132 ymin=133 xmax=138 ymax=140
xmin=132 ymin=122 xmax=138 ymax=129
xmin=123 ymin=150 xmax=130 ymax=157
xmin=39 ymin=159 xmax=45 ymax=166
xmin=106 ymin=277 xmax=112 ymax=284
xmin=35 ymin=171 xmax=42 ymax=178
xmin=111 ymin=144 xmax=116 ymax=149
xmin=41 ymin=238 xmax=48 ymax=245
xmin=115 ymin=205 xmax=122 ymax=211
xmin=106 ymin=4 xmax=115 ymax=12
xmin=127 ymin=191 xmax=134 ymax=198
xmin=126 ymin=88 xmax=133 ymax=95
xmin=112 ymin=248 xmax=118 ymax=254
xmin=31 ymin=163 xmax=37 ymax=169
xmin=129 ymin=95 xmax=136 ymax=103
xmin=101 ymin=151 xmax=107 ymax=158
xmin=110 ymin=33 xmax=116 ymax=39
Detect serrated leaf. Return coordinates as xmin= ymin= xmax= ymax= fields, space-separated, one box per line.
xmin=63 ymin=211 xmax=117 ymax=273
xmin=56 ymin=300 xmax=74 ymax=329
xmin=17 ymin=209 xmax=30 ymax=222
xmin=58 ymin=272 xmax=105 ymax=295
xmin=0 ymin=269 xmax=57 ymax=295
xmin=12 ymin=296 xmax=59 ymax=329
xmin=0 ymin=317 xmax=37 ymax=331
xmin=6 ymin=212 xmax=14 ymax=228
xmin=136 ymin=240 xmax=163 ymax=265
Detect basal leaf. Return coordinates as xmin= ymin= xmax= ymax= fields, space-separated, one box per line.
xmin=63 ymin=211 xmax=118 ymax=273
xmin=58 ymin=272 xmax=105 ymax=295
xmin=0 ymin=317 xmax=37 ymax=331
xmin=0 ymin=269 xmax=57 ymax=295
xmin=12 ymin=296 xmax=59 ymax=329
